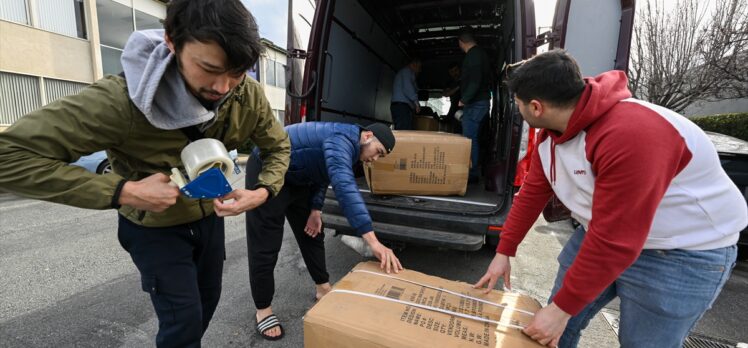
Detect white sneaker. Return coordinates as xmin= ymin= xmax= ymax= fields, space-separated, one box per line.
xmin=340 ymin=235 xmax=374 ymax=257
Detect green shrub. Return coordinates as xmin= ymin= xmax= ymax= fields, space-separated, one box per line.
xmin=689 ymin=113 xmax=748 ymax=142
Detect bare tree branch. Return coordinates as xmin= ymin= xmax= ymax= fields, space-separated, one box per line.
xmin=628 ymin=0 xmax=748 ymax=113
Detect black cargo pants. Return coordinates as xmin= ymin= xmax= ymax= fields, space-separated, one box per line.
xmin=245 ymin=155 xmax=329 ymax=310
xmin=117 ymin=213 xmax=225 ymax=348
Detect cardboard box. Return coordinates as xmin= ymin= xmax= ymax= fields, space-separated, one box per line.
xmin=414 ymin=116 xmax=440 ymax=131
xmin=304 ymin=262 xmax=543 ymax=348
xmin=365 ymin=131 xmax=471 ymax=196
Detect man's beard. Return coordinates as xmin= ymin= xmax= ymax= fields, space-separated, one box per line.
xmin=174 ymin=54 xmax=228 ymax=105
xmin=359 ymin=139 xmax=376 ymax=161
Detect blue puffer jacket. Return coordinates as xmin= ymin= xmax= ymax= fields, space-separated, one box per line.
xmin=271 ymin=122 xmax=371 ymax=235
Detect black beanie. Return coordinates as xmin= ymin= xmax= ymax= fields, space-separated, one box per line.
xmin=362 ymin=123 xmax=396 ymax=153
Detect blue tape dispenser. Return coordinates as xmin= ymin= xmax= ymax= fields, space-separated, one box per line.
xmin=170 ymin=139 xmax=236 ymax=199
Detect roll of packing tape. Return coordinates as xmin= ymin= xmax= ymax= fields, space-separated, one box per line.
xmin=181 ymin=138 xmax=235 ymax=181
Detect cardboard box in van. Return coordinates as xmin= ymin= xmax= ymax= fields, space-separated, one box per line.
xmin=304 ymin=262 xmax=543 ymax=348
xmin=364 ymin=131 xmax=471 ymax=196
xmin=414 ymin=115 xmax=440 ymax=131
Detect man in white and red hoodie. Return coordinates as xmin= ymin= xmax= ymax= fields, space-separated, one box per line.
xmin=474 ymin=50 xmax=747 ymax=348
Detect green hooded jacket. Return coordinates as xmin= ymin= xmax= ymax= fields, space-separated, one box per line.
xmin=0 ymin=75 xmax=290 ymax=227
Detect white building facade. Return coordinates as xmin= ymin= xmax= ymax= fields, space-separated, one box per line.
xmin=1 ymin=1 xmax=287 ymax=130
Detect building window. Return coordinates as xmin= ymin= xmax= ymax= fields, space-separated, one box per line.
xmin=97 ymin=0 xmax=133 ymax=75
xmin=44 ymin=78 xmax=88 ymax=104
xmin=265 ymin=59 xmax=276 ymax=87
xmin=263 ymin=59 xmax=287 ymax=89
xmin=1 ymin=1 xmax=87 ymax=39
xmin=37 ymin=0 xmax=87 ymax=39
xmin=247 ymin=61 xmax=259 ymax=82
xmin=0 ymin=72 xmax=90 ymax=125
xmin=275 ymin=62 xmax=286 ymax=89
xmin=100 ymin=46 xmax=124 ymax=76
xmin=97 ymin=0 xmax=163 ymax=76
xmin=135 ymin=9 xmax=161 ymax=30
xmin=97 ymin=0 xmax=133 ymax=48
xmin=0 ymin=72 xmax=41 ymax=125
xmin=0 ymin=0 xmax=30 ymax=25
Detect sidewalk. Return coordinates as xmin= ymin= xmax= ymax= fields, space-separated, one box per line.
xmin=511 ymin=217 xmax=619 ymax=348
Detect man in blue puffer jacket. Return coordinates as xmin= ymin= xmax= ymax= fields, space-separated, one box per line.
xmin=244 ymin=122 xmax=402 ymax=340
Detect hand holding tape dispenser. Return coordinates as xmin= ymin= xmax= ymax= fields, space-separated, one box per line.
xmin=169 ymin=139 xmax=239 ymax=199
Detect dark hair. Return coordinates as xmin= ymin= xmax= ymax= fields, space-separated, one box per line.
xmin=164 ymin=0 xmax=264 ymax=74
xmin=448 ymin=62 xmax=460 ymax=70
xmin=458 ymin=27 xmax=476 ymax=44
xmin=505 ymin=50 xmax=586 ymax=107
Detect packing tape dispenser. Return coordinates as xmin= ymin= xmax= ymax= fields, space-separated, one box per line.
xmin=169 ymin=139 xmax=237 ymax=199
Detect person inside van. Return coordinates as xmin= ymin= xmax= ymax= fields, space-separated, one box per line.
xmin=457 ymin=27 xmax=492 ymax=183
xmin=443 ymin=62 xmax=463 ymax=134
xmin=245 ymin=122 xmax=403 ymax=341
xmin=473 ymin=50 xmax=746 ymax=348
xmin=390 ymin=58 xmax=422 ymax=130
xmin=0 ymin=1 xmax=291 ymax=347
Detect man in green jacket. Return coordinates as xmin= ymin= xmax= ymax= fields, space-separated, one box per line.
xmin=0 ymin=1 xmax=290 ymax=347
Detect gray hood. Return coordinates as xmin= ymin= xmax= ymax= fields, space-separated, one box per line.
xmin=120 ymin=29 xmax=217 ymax=130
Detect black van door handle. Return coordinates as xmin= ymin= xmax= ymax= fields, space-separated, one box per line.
xmin=287 ymin=70 xmax=317 ymax=99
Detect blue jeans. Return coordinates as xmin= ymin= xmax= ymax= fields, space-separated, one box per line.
xmin=550 ymin=226 xmax=737 ymax=348
xmin=461 ymin=99 xmax=489 ymax=178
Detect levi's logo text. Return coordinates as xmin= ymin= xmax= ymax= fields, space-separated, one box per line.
xmin=574 ymin=169 xmax=587 ymax=175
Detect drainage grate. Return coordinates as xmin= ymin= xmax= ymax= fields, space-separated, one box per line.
xmin=683 ymin=333 xmax=741 ymax=348
xmin=599 ymin=308 xmax=745 ymax=348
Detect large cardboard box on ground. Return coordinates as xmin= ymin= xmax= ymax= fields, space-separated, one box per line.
xmin=304 ymin=262 xmax=543 ymax=348
xmin=365 ymin=131 xmax=471 ymax=196
xmin=414 ymin=116 xmax=440 ymax=131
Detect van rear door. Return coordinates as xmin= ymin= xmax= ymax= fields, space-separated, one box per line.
xmin=286 ymin=0 xmax=322 ymax=124
xmin=538 ymin=0 xmax=636 ymax=221
xmin=550 ymin=0 xmax=635 ymax=74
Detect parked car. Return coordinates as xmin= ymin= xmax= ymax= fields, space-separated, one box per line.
xmin=287 ymin=0 xmax=635 ymax=250
xmin=71 ymin=151 xmax=111 ymax=174
xmin=71 ymin=149 xmax=239 ymax=175
xmin=704 ymin=132 xmax=748 ymax=260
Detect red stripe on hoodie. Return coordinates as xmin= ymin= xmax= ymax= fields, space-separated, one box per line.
xmin=497 ymin=71 xmax=692 ymax=315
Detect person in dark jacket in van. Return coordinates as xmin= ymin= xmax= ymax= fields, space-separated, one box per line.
xmin=443 ymin=62 xmax=463 ymax=134
xmin=457 ymin=27 xmax=492 ymax=183
xmin=244 ymin=122 xmax=403 ymax=340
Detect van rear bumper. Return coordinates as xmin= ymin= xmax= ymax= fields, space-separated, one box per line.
xmin=323 ymin=214 xmax=485 ymax=250
xmin=322 ymin=198 xmax=509 ymax=251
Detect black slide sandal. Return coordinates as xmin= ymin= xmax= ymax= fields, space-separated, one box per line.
xmin=256 ymin=314 xmax=285 ymax=341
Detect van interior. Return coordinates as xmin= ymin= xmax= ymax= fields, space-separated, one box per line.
xmin=311 ymin=0 xmax=532 ymax=215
